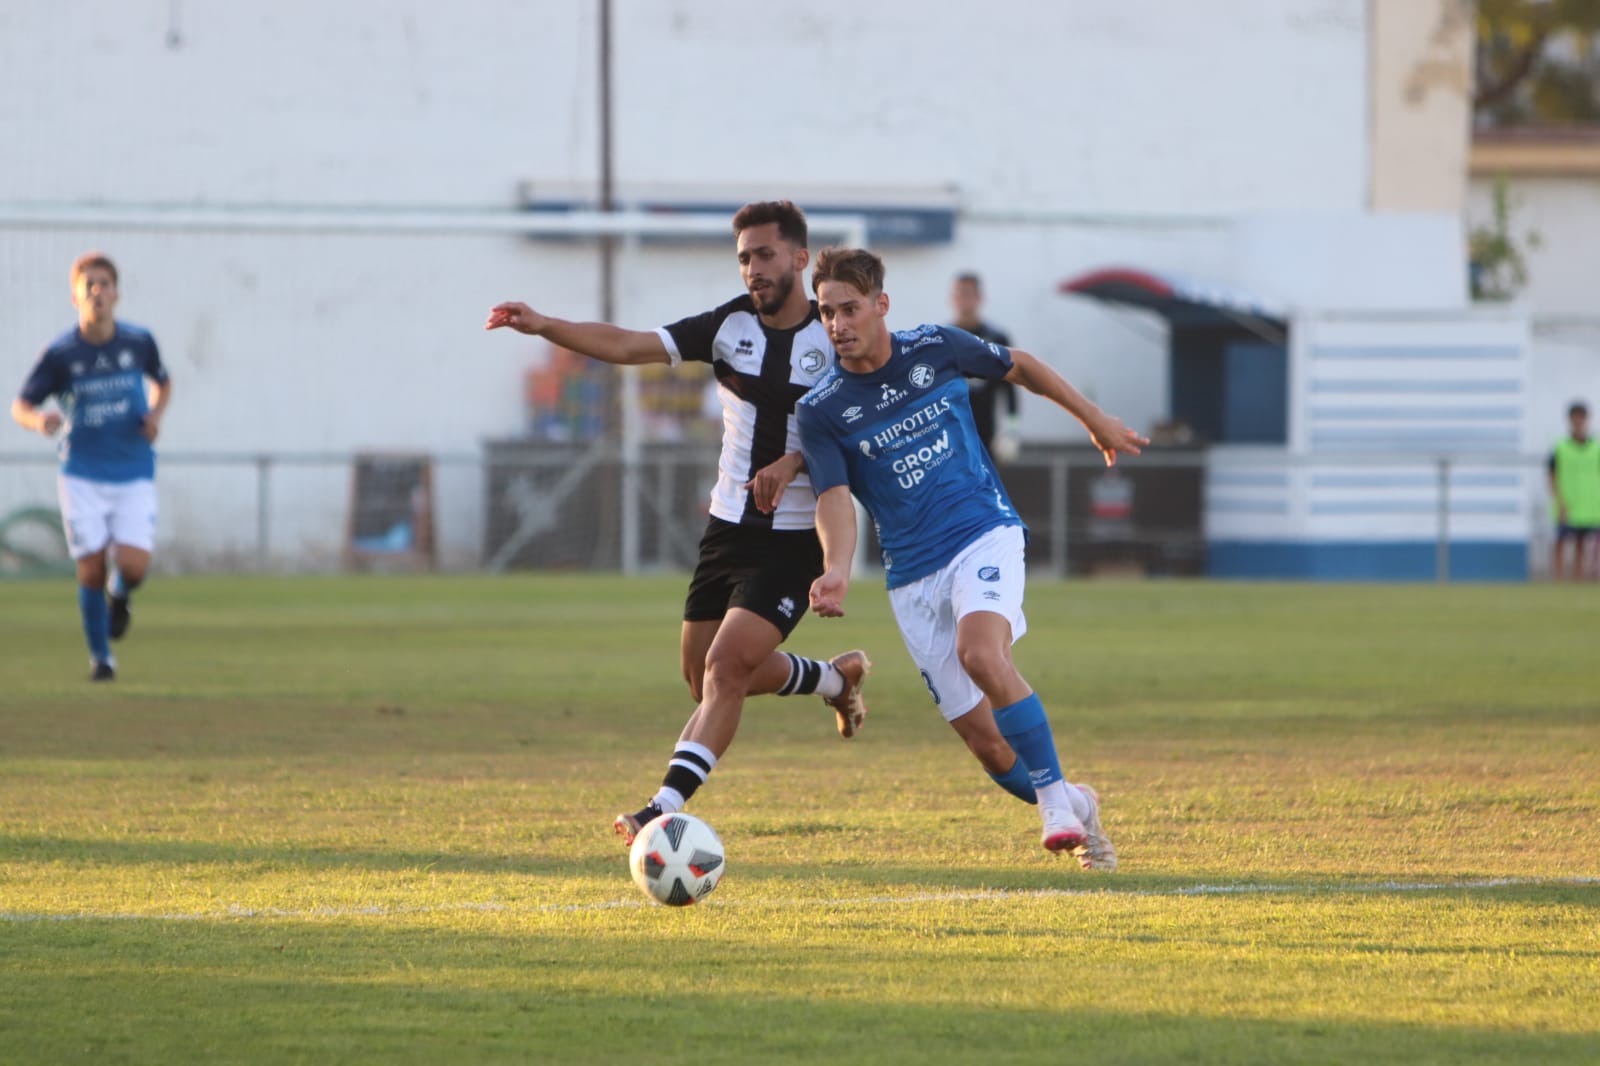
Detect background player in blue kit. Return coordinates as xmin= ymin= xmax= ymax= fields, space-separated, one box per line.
xmin=486 ymin=201 xmax=870 ymax=843
xmin=797 ymin=247 xmax=1147 ymax=869
xmin=12 ymin=252 xmax=173 ymax=682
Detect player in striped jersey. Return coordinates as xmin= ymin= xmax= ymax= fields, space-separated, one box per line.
xmin=486 ymin=201 xmax=870 ymax=842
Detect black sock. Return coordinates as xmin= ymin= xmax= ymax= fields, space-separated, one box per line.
xmin=662 ymin=746 xmax=714 ymax=804
xmin=777 ymin=653 xmax=825 ymax=695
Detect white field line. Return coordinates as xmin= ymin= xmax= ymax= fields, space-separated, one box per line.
xmin=2 ymin=876 xmax=1596 ymax=924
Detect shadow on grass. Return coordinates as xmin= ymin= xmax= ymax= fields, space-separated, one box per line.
xmin=0 ymin=920 xmax=1595 ymax=1066
xmin=3 ymin=831 xmax=1596 ymax=917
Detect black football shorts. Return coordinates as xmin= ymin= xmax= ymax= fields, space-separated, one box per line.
xmin=682 ymin=517 xmax=824 ymax=639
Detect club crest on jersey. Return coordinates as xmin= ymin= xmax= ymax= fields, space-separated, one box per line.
xmin=909 ymin=364 xmax=935 ymax=388
xmin=118 ymin=350 xmax=135 ymax=369
xmin=798 ymin=348 xmax=826 ymax=374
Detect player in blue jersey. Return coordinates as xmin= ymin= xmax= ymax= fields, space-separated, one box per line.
xmin=12 ymin=252 xmax=173 ymax=682
xmin=797 ymin=247 xmax=1148 ymax=869
xmin=486 ymin=201 xmax=870 ymax=844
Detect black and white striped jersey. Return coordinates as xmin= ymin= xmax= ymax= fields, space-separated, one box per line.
xmin=656 ymin=295 xmax=834 ymax=530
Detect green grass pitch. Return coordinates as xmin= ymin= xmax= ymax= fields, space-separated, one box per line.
xmin=1 ymin=574 xmax=1597 ymax=1064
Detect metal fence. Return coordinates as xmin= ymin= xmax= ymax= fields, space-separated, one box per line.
xmin=0 ymin=446 xmax=1556 ymax=581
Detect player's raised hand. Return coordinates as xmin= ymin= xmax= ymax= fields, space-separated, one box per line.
xmin=485 ymin=302 xmax=548 ymax=335
xmin=743 ymin=451 xmax=803 ymax=514
xmin=809 ymin=569 xmax=849 ymax=619
xmin=1089 ymin=416 xmax=1150 ymax=467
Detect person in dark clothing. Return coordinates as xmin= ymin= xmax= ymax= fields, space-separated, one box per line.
xmin=950 ymin=273 xmax=1020 ymax=463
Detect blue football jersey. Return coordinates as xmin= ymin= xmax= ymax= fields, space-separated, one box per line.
xmin=797 ymin=324 xmax=1024 ymax=588
xmin=18 ymin=323 xmax=168 ymax=482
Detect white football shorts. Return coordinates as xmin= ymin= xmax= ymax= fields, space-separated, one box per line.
xmin=58 ymin=474 xmax=158 ymax=559
xmin=888 ymin=523 xmax=1028 ymax=722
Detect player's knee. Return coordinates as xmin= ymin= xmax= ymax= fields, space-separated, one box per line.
xmin=701 ymin=648 xmax=756 ymax=695
xmin=76 ymin=556 xmax=109 ymax=589
xmin=956 ymin=641 xmax=1011 ymax=690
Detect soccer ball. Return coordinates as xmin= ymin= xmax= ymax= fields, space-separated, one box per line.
xmin=628 ymin=812 xmax=725 ymax=906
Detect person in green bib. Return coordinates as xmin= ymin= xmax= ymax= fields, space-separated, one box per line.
xmin=1549 ymin=401 xmax=1600 ymax=580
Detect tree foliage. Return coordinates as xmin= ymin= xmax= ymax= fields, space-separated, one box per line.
xmin=1476 ymin=0 xmax=1600 ymax=125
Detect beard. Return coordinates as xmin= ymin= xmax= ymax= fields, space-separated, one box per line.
xmin=752 ymin=271 xmax=794 ymax=316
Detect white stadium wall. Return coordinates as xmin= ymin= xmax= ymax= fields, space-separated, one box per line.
xmin=2 ymin=0 xmax=1401 ymax=570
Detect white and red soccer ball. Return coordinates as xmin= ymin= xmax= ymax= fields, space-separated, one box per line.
xmin=628 ymin=812 xmax=726 ymax=907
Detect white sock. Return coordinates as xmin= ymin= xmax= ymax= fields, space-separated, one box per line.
xmin=814 ymin=662 xmax=844 ymax=699
xmin=1036 ymin=780 xmax=1079 ymax=822
xmin=1063 ymin=782 xmax=1092 ymax=823
xmin=651 ymin=786 xmax=686 ymax=814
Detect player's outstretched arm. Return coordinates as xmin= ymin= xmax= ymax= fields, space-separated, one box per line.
xmin=485 ymin=302 xmax=671 ymax=366
xmin=1004 ymin=348 xmax=1149 ymax=466
xmin=808 ymin=485 xmax=857 ymax=618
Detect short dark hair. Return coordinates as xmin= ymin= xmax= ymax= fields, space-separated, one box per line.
xmin=812 ymin=246 xmax=886 ymax=297
xmin=954 ymin=272 xmax=982 ymax=291
xmin=1570 ymin=401 xmax=1589 ymax=418
xmin=731 ymin=200 xmax=808 ymax=248
xmin=71 ymin=251 xmax=118 ymax=286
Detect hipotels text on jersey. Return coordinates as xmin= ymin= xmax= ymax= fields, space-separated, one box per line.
xmin=71 ymin=372 xmax=143 ymax=397
xmin=870 ymin=396 xmax=952 ymax=449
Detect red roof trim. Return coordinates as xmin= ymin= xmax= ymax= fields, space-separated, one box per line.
xmin=1058 ymin=268 xmax=1175 ymax=299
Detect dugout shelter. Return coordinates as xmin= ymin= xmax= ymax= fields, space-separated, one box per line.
xmin=1060 ymin=266 xmax=1532 ymax=581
